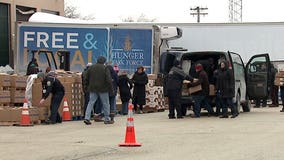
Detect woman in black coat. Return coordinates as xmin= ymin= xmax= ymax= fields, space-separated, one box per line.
xmin=118 ymin=71 xmax=133 ymax=115
xmin=216 ymin=60 xmax=238 ymax=118
xmin=131 ymin=66 xmax=148 ymax=113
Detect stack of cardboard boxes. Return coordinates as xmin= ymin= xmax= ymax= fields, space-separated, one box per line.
xmin=144 ymin=74 xmax=166 ymax=112
xmin=0 ymin=74 xmax=40 ymax=124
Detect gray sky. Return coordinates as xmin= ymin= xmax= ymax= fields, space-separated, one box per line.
xmin=65 ymin=0 xmax=284 ymax=23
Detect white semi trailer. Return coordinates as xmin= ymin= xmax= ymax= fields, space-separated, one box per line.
xmin=167 ymin=22 xmax=284 ymax=63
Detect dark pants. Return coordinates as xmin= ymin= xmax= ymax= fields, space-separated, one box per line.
xmin=192 ymin=95 xmax=214 ymax=117
xmin=221 ymin=97 xmax=237 ymax=116
xmin=83 ymin=91 xmax=89 ymax=117
xmin=133 ymin=95 xmax=144 ymax=111
xmin=49 ymin=92 xmax=64 ymax=123
xmin=215 ymin=92 xmax=223 ymax=115
xmin=168 ymin=89 xmax=182 ymax=118
xmin=255 ymin=98 xmax=267 ymax=107
xmin=271 ymin=85 xmax=279 ymax=105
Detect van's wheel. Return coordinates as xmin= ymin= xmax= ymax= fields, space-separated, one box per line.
xmin=235 ymin=93 xmax=241 ymax=113
xmin=242 ymin=96 xmax=251 ymax=112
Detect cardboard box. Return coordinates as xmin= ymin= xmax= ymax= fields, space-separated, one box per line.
xmin=209 ymin=84 xmax=215 ymax=96
xmin=0 ymin=91 xmax=11 ymax=103
xmin=10 ymin=89 xmax=26 ymax=103
xmin=276 ymin=72 xmax=284 ymax=78
xmin=32 ymin=82 xmax=51 ymax=107
xmin=274 ymin=77 xmax=284 ymax=86
xmin=0 ymin=107 xmax=39 ymax=122
xmin=38 ymin=106 xmax=49 ymax=120
xmin=11 ymin=75 xmax=27 ymax=88
xmin=188 ymin=85 xmax=202 ymax=95
xmin=0 ymin=74 xmax=11 ymax=87
xmin=147 ymin=74 xmax=157 ymax=80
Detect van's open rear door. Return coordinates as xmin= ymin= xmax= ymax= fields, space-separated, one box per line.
xmin=245 ymin=54 xmax=270 ymax=100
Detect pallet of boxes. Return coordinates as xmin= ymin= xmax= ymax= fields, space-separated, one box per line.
xmin=0 ymin=74 xmax=40 ymax=126
xmin=143 ymin=74 xmax=167 ymax=113
xmin=32 ymin=71 xmax=84 ymax=122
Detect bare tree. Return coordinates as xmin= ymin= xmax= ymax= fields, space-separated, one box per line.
xmin=122 ymin=14 xmax=156 ymax=22
xmin=64 ymin=2 xmax=95 ymax=20
xmin=64 ymin=4 xmax=80 ymax=19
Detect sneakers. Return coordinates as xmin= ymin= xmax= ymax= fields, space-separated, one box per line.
xmin=84 ymin=119 xmax=92 ymax=125
xmin=104 ymin=120 xmax=114 ymax=124
xmin=230 ymin=114 xmax=238 ymax=118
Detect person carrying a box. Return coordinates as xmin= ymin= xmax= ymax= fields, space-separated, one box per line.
xmin=188 ymin=63 xmax=214 ymax=118
xmin=38 ymin=72 xmax=65 ymax=124
xmin=166 ymin=60 xmax=192 ymax=119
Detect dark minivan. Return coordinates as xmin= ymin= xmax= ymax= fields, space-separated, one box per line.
xmin=160 ymin=48 xmax=271 ymax=113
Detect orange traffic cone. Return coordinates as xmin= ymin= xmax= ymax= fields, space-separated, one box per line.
xmin=18 ymin=98 xmax=33 ymax=126
xmin=119 ymin=104 xmax=142 ymax=147
xmin=62 ymin=97 xmax=71 ymax=121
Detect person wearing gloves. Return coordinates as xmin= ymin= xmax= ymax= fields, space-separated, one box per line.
xmin=38 ymin=72 xmax=65 ymax=124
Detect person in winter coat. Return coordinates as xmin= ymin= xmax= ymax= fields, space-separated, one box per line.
xmin=166 ymin=60 xmax=192 ymax=119
xmin=118 ymin=70 xmax=133 ymax=115
xmin=84 ymin=56 xmax=114 ymax=125
xmin=106 ymin=63 xmax=119 ymax=120
xmin=216 ymin=60 xmax=238 ymax=118
xmin=188 ymin=63 xmax=214 ymax=118
xmin=81 ymin=63 xmax=92 ymax=117
xmin=131 ymin=66 xmax=148 ymax=113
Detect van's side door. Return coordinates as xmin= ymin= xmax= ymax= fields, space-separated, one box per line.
xmin=245 ymin=54 xmax=270 ymax=100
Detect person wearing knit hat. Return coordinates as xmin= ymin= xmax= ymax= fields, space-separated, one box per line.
xmin=188 ymin=63 xmax=214 ymax=118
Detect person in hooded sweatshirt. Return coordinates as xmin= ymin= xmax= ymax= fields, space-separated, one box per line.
xmin=166 ymin=60 xmax=192 ymax=119
xmin=216 ymin=60 xmax=238 ymax=118
xmin=188 ymin=63 xmax=215 ymax=118
xmin=131 ymin=66 xmax=148 ymax=114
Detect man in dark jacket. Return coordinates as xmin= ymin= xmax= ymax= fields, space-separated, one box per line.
xmin=166 ymin=60 xmax=192 ymax=119
xmin=132 ymin=66 xmax=148 ymax=113
xmin=189 ymin=63 xmax=214 ymax=117
xmin=216 ymin=60 xmax=238 ymax=118
xmin=84 ymin=56 xmax=114 ymax=125
xmin=38 ymin=72 xmax=65 ymax=124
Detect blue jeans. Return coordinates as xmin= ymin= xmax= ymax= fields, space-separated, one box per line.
xmin=221 ymin=97 xmax=237 ymax=116
xmin=192 ymin=95 xmax=214 ymax=117
xmin=85 ymin=92 xmax=111 ymax=122
xmin=109 ymin=96 xmax=117 ymax=114
xmin=121 ymin=101 xmax=129 ymax=115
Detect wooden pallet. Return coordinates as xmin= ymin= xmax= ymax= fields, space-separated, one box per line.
xmin=0 ymin=120 xmax=41 ymax=126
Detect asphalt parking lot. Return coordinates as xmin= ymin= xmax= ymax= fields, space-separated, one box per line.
xmin=1 ymin=106 xmax=284 ymax=160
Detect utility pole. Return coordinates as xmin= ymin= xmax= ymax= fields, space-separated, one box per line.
xmin=190 ymin=6 xmax=208 ymax=23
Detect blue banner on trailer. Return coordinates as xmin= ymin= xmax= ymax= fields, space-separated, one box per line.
xmin=17 ymin=25 xmax=109 ymax=72
xmin=109 ymin=28 xmax=153 ymax=74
